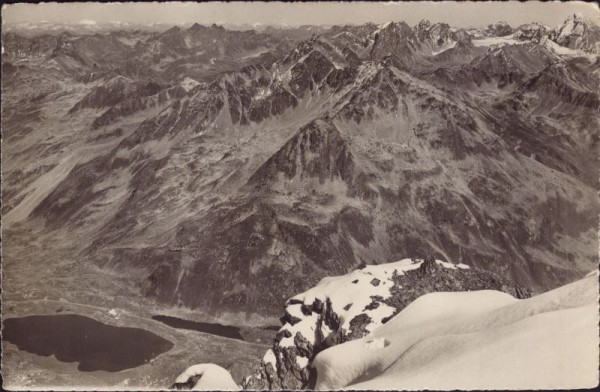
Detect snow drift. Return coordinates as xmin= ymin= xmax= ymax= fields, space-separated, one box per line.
xmin=173 ymin=364 xmax=239 ymax=391
xmin=313 ymin=272 xmax=599 ymax=390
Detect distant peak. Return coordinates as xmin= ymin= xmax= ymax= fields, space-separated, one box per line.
xmin=417 ymin=19 xmax=432 ymax=28
xmin=165 ymin=25 xmax=181 ymax=34
xmin=563 ymin=12 xmax=600 ymax=27
xmin=488 ymin=21 xmax=511 ymax=28
xmin=188 ymin=22 xmax=204 ymax=31
xmin=566 ymin=13 xmax=584 ymax=21
xmin=378 ymin=20 xmax=411 ymax=33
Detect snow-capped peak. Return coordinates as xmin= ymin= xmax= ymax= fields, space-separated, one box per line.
xmin=417 ymin=19 xmax=433 ymax=29
xmin=550 ymin=12 xmax=600 ymax=54
xmin=379 ymin=21 xmax=393 ymax=30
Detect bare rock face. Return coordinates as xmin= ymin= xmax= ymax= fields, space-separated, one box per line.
xmin=370 ymin=21 xmax=418 ymax=60
xmin=242 ymin=258 xmax=529 ymax=390
xmin=248 ymin=118 xmax=355 ymax=186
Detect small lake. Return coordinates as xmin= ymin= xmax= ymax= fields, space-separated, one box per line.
xmin=151 ymin=315 xmax=244 ymax=340
xmin=3 ymin=314 xmax=174 ymax=372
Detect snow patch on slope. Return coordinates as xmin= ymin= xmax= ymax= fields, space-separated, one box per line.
xmin=431 ymin=41 xmax=457 ymax=56
xmin=180 ymin=77 xmax=200 ymax=92
xmin=541 ymin=37 xmax=596 ymax=60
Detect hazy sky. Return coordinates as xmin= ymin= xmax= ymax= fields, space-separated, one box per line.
xmin=3 ymin=1 xmax=599 ymax=28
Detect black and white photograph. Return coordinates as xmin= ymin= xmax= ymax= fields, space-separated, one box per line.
xmin=1 ymin=1 xmax=599 ymax=390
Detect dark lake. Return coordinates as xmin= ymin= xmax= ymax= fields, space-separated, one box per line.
xmin=3 ymin=314 xmax=174 ymax=372
xmin=262 ymin=325 xmax=281 ymax=331
xmin=151 ymin=315 xmax=244 ymax=340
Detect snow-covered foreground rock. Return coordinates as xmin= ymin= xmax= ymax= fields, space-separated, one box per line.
xmin=173 ymin=364 xmax=239 ymax=391
xmin=243 ymin=257 xmax=529 ymax=389
xmin=174 ymin=266 xmax=596 ymax=390
xmin=314 ymin=272 xmax=599 ymax=390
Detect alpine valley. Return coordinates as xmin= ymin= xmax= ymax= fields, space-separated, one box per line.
xmin=2 ymin=13 xmax=599 ymax=389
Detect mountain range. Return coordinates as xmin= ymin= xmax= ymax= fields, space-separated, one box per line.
xmin=2 ymin=14 xmax=598 ymax=323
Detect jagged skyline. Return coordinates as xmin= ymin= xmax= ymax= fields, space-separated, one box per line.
xmin=2 ymin=3 xmax=599 ymax=389
xmin=3 ymin=1 xmax=599 ymax=29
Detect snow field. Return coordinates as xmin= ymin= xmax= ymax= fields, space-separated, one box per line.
xmin=313 ymin=274 xmax=599 ymax=390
